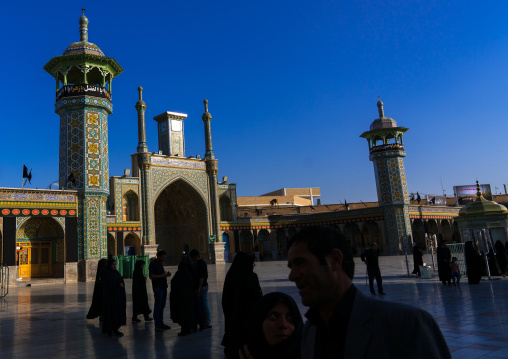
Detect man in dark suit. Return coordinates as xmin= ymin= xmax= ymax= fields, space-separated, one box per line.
xmin=287 ymin=226 xmax=451 ymax=359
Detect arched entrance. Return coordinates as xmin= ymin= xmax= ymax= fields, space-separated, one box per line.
xmin=276 ymin=229 xmax=287 ymax=259
xmin=257 ymin=229 xmax=271 ymax=260
xmin=239 ymin=230 xmax=253 ymax=253
xmin=124 ymin=232 xmax=141 ymax=255
xmin=363 ymin=221 xmax=383 ymax=253
xmin=411 ymin=219 xmax=425 ymax=247
xmin=440 ymin=220 xmax=452 ymax=242
xmin=154 ymin=179 xmax=209 ymax=264
xmin=123 ymin=191 xmax=140 ymax=221
xmin=222 ymin=232 xmax=231 ymax=262
xmin=343 ymin=223 xmax=362 ymax=254
xmin=107 ymin=232 xmax=116 ymax=256
xmin=219 ymin=195 xmax=233 ymax=221
xmin=16 ymin=217 xmax=64 ymax=278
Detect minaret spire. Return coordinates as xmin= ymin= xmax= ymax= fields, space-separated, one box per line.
xmin=136 ymin=86 xmax=148 ymax=153
xmin=377 ymin=96 xmax=384 ymax=118
xmin=202 ymin=99 xmax=214 ymax=159
xmin=79 ymin=9 xmax=89 ymax=42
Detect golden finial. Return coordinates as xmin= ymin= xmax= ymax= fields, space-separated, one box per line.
xmin=138 ymin=86 xmax=143 ymax=101
xmin=476 ymin=180 xmax=481 ymax=197
xmin=204 ymin=99 xmax=208 ymax=113
xmin=377 ymin=96 xmax=384 ymax=118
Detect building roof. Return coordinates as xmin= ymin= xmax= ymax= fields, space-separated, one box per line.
xmin=459 ymin=182 xmax=508 ymax=216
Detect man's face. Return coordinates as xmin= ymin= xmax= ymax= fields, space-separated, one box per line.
xmin=157 ymin=254 xmax=166 ymax=262
xmin=288 ymin=242 xmax=335 ymax=308
xmin=371 ymin=243 xmax=377 ymax=250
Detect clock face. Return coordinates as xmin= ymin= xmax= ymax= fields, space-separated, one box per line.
xmin=160 ymin=121 xmax=167 ymax=132
xmin=171 ymin=119 xmax=182 ymax=132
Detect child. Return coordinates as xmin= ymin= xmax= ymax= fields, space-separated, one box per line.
xmin=450 ymin=257 xmax=461 ymax=286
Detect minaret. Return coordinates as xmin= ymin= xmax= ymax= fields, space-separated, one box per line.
xmin=44 ymin=10 xmax=123 ymax=281
xmin=202 ymin=100 xmax=223 ymax=262
xmin=135 ymin=87 xmax=154 ymax=257
xmin=360 ymin=98 xmax=412 ymax=253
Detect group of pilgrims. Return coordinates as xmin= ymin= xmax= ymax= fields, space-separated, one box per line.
xmin=85 ymin=252 xmax=303 ymax=359
xmin=86 ymin=258 xmax=152 ymax=336
xmin=412 ymin=239 xmax=508 ymax=285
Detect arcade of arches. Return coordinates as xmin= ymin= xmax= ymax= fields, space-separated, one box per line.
xmin=221 ymin=217 xmax=460 ymax=260
xmin=154 ymin=180 xmax=209 ymax=264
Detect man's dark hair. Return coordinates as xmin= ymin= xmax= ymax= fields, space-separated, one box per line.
xmin=288 ymin=225 xmax=355 ymax=280
xmin=189 ymin=249 xmax=199 ymax=258
xmin=156 ymin=250 xmax=166 ymax=257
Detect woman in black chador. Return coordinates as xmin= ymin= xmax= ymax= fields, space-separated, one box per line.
xmin=222 ymin=252 xmax=262 ymax=359
xmin=132 ymin=260 xmax=152 ymax=322
xmin=495 ymin=240 xmax=508 ymax=276
xmin=465 ymin=241 xmax=483 ymax=284
xmin=240 ymin=292 xmax=303 ymax=359
xmin=101 ymin=259 xmax=126 ymax=337
xmin=437 ymin=240 xmax=452 ymax=286
xmin=86 ymin=258 xmax=108 ymax=320
xmin=412 ymin=243 xmax=423 ymax=276
xmin=170 ymin=254 xmax=195 ymax=336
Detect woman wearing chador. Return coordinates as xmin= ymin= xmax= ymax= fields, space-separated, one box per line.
xmin=86 ymin=258 xmax=108 ymax=320
xmin=101 ymin=259 xmax=127 ymax=336
xmin=170 ymin=254 xmax=195 ymax=336
xmin=240 ymin=292 xmax=303 ymax=359
xmin=222 ymin=252 xmax=262 ymax=359
xmin=437 ymin=240 xmax=452 ymax=286
xmin=132 ymin=260 xmax=152 ymax=322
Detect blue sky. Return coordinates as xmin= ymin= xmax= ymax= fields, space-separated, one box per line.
xmin=1 ymin=1 xmax=507 ymax=203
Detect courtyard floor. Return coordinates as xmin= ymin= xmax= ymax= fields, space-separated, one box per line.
xmin=1 ymin=255 xmax=508 ymax=358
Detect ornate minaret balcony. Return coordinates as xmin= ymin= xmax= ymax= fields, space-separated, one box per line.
xmin=43 ymin=9 xmax=123 ymax=102
xmin=360 ymin=97 xmax=409 ymax=159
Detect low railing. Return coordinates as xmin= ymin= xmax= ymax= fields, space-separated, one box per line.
xmin=112 ymin=255 xmax=149 ymax=279
xmin=0 ymin=264 xmax=9 ymax=298
xmin=448 ymin=243 xmax=466 ymax=275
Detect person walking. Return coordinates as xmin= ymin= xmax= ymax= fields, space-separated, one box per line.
xmin=101 ymin=259 xmax=127 ymax=337
xmin=132 ymin=260 xmax=153 ymax=322
xmin=149 ymin=250 xmax=171 ymax=332
xmin=412 ymin=243 xmax=423 ymax=276
xmin=360 ymin=242 xmax=385 ymax=295
xmin=190 ymin=249 xmax=212 ymax=330
xmin=287 ymin=225 xmax=451 ymax=359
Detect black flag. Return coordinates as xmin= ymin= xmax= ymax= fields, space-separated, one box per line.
xmin=64 ymin=172 xmax=76 ymax=187
xmin=345 ymin=199 xmax=350 ymax=210
xmin=23 ymin=165 xmax=32 ymax=184
xmin=67 ymin=172 xmax=77 ymax=187
xmin=416 ymin=192 xmax=421 ymax=204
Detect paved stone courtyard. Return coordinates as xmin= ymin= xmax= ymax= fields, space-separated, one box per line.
xmin=1 ymin=255 xmax=508 ymax=358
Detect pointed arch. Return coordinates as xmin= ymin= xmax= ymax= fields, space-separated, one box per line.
xmin=123 ymin=190 xmax=140 ymax=221
xmin=220 ymin=195 xmax=233 ymax=221
xmin=124 ymin=232 xmax=141 ymax=255
xmin=154 ymin=178 xmax=209 ymax=264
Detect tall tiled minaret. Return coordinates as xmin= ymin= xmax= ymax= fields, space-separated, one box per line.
xmin=44 ymin=10 xmax=123 ymax=280
xmin=360 ymin=99 xmax=412 ymax=252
